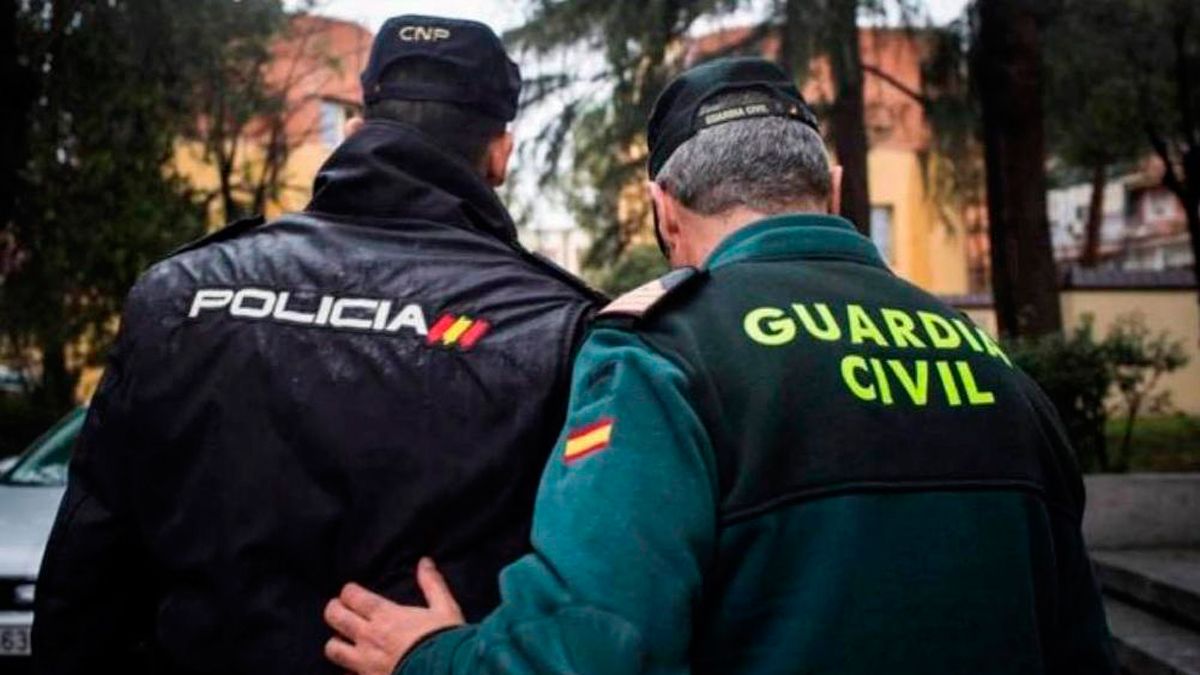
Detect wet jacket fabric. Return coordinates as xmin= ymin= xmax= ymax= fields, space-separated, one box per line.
xmin=399 ymin=214 xmax=1116 ymax=674
xmin=33 ymin=119 xmax=602 ymax=675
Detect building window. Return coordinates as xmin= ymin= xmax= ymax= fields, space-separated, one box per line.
xmin=1144 ymin=190 xmax=1178 ymax=224
xmin=870 ymin=205 xmax=894 ymax=264
xmin=319 ymin=100 xmax=358 ymax=148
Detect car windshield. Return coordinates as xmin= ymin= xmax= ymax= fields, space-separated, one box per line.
xmin=2 ymin=407 xmax=85 ymax=487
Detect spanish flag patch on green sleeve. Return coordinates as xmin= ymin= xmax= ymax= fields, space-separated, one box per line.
xmin=564 ymin=418 xmax=614 ymax=463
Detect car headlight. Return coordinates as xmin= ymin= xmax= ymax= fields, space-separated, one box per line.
xmin=13 ymin=583 xmax=35 ymax=608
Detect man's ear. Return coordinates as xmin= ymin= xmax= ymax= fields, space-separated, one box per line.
xmin=829 ymin=165 xmax=844 ymax=216
xmin=343 ymin=116 xmax=365 ymax=139
xmin=646 ymin=181 xmax=682 ymax=260
xmin=484 ymin=131 xmax=515 ymax=187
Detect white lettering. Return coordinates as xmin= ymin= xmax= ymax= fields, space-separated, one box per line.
xmin=189 ymin=289 xmax=234 ymax=318
xmin=273 ymin=291 xmax=317 ymax=325
xmin=399 ymin=26 xmax=451 ymax=42
xmin=387 ymin=304 xmax=429 ymax=336
xmin=374 ymin=300 xmax=393 ymax=330
xmin=186 ymin=289 xmax=434 ymax=339
xmin=330 ymin=298 xmax=378 ymax=330
xmin=315 ymin=296 xmax=334 ymax=326
xmin=230 ymin=288 xmax=276 ymax=318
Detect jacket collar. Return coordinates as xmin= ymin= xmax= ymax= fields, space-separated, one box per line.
xmin=305 ymin=119 xmax=517 ymax=242
xmin=704 ymin=213 xmax=887 ymax=271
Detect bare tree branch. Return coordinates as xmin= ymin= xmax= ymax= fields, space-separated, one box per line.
xmin=862 ymin=62 xmax=929 ymax=106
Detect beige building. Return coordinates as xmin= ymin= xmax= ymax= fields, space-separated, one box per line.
xmin=173 ymin=15 xmax=372 ymax=225
xmin=1049 ymin=157 xmax=1196 ymax=272
xmin=686 ymin=26 xmax=975 ymax=296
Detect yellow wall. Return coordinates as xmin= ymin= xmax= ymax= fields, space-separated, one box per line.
xmin=280 ymin=142 xmax=336 ymax=214
xmin=958 ymin=290 xmax=1200 ymax=414
xmin=868 ymin=148 xmax=969 ymax=296
xmin=171 ymin=139 xmax=334 ymax=228
xmin=1060 ymin=290 xmax=1200 ymax=414
xmin=961 ymin=307 xmax=998 ymax=337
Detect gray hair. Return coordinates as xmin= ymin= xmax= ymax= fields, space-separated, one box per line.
xmin=655 ymin=90 xmax=832 ymax=216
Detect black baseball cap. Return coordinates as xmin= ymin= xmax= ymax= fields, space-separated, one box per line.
xmin=361 ymin=15 xmax=522 ymax=122
xmin=646 ymin=57 xmax=820 ymax=178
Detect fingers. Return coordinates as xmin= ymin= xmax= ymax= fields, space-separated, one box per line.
xmin=324 ymin=598 xmax=368 ymax=640
xmin=339 ymin=582 xmax=387 ymax=618
xmin=416 ymin=557 xmax=462 ymax=618
xmin=324 ymin=635 xmax=363 ymax=672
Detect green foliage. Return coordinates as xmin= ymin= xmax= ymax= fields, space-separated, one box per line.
xmin=0 ymin=0 xmax=288 ymax=411
xmin=1009 ymin=314 xmax=1189 ymax=473
xmin=510 ymin=1 xmax=937 ymax=270
xmin=1105 ymin=414 xmax=1200 ymax=473
xmin=509 ymin=0 xmax=736 ymax=268
xmin=1105 ymin=314 xmax=1190 ymax=471
xmin=592 ymin=243 xmax=670 ymax=295
xmin=1040 ymin=0 xmax=1200 ymax=281
xmin=1009 ymin=317 xmax=1113 ymax=471
xmin=181 ymin=1 xmax=329 ymax=221
xmin=1042 ymin=0 xmax=1147 ymax=174
xmin=918 ymin=17 xmax=985 ymax=230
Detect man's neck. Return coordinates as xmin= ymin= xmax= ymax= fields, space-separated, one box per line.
xmin=686 ymin=205 xmax=826 ymax=265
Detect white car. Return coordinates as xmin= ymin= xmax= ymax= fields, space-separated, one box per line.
xmin=0 ymin=367 xmax=29 ymax=395
xmin=0 ymin=407 xmax=83 ymax=663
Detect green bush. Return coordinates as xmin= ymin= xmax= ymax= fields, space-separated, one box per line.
xmin=1009 ymin=317 xmax=1113 ymax=471
xmin=1007 ymin=314 xmax=1189 ymax=473
xmin=1105 ymin=315 xmax=1190 ymax=471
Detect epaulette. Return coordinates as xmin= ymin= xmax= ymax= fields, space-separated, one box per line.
xmin=596 ymin=267 xmax=703 ymax=323
xmin=166 ymin=214 xmax=266 ymax=259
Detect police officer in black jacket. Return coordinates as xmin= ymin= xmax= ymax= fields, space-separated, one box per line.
xmin=33 ymin=15 xmax=602 ymax=675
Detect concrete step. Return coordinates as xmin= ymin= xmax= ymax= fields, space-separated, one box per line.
xmin=1094 ymin=550 xmax=1200 ymax=631
xmin=1106 ymin=596 xmax=1200 ymax=675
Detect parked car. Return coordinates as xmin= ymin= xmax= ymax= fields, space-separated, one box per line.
xmin=0 ymin=407 xmax=83 ymax=664
xmin=0 ymin=368 xmax=29 ymax=396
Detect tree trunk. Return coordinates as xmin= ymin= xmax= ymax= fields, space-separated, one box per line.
xmin=975 ymin=0 xmax=1064 ymax=338
xmin=1154 ymin=144 xmax=1200 ymax=330
xmin=1161 ymin=2 xmax=1199 ymax=327
xmin=0 ymin=0 xmax=14 ymax=232
xmin=1184 ymin=191 xmax=1200 ymax=303
xmin=0 ymin=0 xmax=30 ymax=240
xmin=36 ymin=330 xmax=75 ymax=412
xmin=1185 ymin=148 xmax=1200 ymax=325
xmin=826 ymin=0 xmax=872 ymax=237
xmin=1080 ymin=162 xmax=1108 ymax=267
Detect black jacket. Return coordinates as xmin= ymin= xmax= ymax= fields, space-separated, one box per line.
xmin=33 ymin=120 xmax=603 ymax=675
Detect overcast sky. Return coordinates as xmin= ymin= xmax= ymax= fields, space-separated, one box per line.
xmin=304 ymin=0 xmax=971 ymax=34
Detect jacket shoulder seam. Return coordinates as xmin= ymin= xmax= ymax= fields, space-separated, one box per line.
xmin=597 ymin=267 xmax=702 ymax=322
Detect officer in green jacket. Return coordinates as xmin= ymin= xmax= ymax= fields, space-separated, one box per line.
xmin=321 ymin=57 xmax=1117 ymax=675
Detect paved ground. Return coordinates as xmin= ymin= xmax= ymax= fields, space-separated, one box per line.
xmin=1095 ymin=549 xmax=1200 ymax=674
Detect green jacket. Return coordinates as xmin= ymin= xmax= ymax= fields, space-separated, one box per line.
xmin=399 ymin=214 xmax=1116 ymax=674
